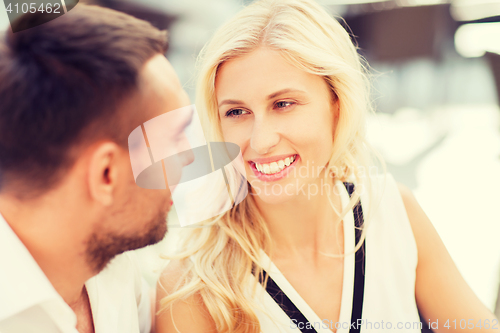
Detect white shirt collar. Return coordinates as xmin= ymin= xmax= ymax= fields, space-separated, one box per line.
xmin=0 ymin=212 xmax=76 ymax=328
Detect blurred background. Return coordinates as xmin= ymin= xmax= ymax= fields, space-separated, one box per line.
xmin=1 ymin=0 xmax=500 ymax=316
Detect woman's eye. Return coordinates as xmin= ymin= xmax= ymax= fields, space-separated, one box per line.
xmin=225 ymin=109 xmax=248 ymax=118
xmin=275 ymin=101 xmax=295 ymax=109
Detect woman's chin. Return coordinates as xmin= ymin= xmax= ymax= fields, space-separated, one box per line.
xmin=249 ymin=182 xmax=297 ymax=205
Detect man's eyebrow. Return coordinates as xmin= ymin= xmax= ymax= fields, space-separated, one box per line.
xmin=217 ymin=88 xmax=306 ymax=108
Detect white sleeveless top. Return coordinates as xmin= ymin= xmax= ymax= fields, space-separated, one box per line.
xmin=251 ymin=173 xmax=421 ymax=333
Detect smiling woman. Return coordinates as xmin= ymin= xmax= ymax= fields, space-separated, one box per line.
xmin=216 ymin=47 xmax=337 ymax=202
xmin=154 ymin=0 xmax=500 ymax=333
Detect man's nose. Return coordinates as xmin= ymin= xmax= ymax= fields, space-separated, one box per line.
xmin=250 ymin=115 xmax=280 ymax=155
xmin=177 ymin=133 xmax=195 ymax=166
xmin=181 ymin=149 xmax=195 ymax=166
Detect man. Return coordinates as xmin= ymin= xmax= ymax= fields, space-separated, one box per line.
xmin=0 ymin=5 xmax=192 ymax=333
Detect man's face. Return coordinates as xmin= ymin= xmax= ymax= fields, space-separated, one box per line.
xmin=86 ymin=55 xmax=192 ymax=272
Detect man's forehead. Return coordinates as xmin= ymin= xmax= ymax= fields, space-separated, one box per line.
xmin=138 ymin=54 xmax=189 ymax=119
xmin=140 ymin=55 xmax=183 ymax=101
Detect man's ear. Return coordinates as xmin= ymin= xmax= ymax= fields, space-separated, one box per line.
xmin=87 ymin=142 xmax=121 ymax=206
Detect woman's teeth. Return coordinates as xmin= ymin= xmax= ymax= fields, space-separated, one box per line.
xmin=255 ymin=155 xmax=296 ymax=175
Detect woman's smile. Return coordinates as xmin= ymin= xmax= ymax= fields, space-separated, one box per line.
xmin=249 ymin=154 xmax=299 ymax=181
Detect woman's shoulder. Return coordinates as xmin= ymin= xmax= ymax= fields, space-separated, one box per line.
xmin=353 ymin=171 xmax=402 ymax=209
xmin=361 ymin=171 xmax=397 ymax=190
xmin=362 ymin=172 xmax=416 ymax=215
xmin=357 ymin=172 xmax=418 ymax=243
xmin=155 ymin=259 xmax=217 ymax=333
xmin=344 ymin=170 xmax=398 ymax=194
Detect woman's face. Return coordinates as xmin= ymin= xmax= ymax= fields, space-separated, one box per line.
xmin=215 ymin=47 xmax=338 ymax=204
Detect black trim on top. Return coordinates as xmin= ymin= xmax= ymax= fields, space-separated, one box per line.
xmin=343 ymin=182 xmax=366 ymax=333
xmin=254 ymin=182 xmax=366 ymax=333
xmin=257 ymin=269 xmax=319 ymax=333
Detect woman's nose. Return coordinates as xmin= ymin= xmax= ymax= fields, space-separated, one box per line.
xmin=249 ymin=116 xmax=280 ymax=155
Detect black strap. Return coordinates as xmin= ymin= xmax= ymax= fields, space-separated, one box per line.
xmin=255 ymin=182 xmax=366 ymax=333
xmin=257 ymin=270 xmax=319 ymax=333
xmin=343 ymin=182 xmax=366 ymax=333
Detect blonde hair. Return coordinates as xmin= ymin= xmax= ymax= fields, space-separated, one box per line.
xmin=159 ymin=0 xmax=382 ymax=332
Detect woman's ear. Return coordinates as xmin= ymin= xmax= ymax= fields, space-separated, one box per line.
xmin=87 ymin=142 xmax=121 ymax=206
xmin=332 ymin=98 xmax=340 ymax=119
xmin=331 ymin=99 xmax=340 ymax=143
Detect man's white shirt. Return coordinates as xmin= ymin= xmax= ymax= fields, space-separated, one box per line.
xmin=0 ymin=214 xmax=152 ymax=333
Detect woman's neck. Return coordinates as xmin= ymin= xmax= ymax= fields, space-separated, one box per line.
xmin=254 ymin=178 xmax=344 ymax=259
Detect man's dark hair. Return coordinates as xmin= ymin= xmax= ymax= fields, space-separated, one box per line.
xmin=0 ymin=5 xmax=168 ymax=198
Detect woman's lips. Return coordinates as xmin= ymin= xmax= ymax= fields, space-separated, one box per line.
xmin=249 ymin=155 xmax=299 ymax=182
